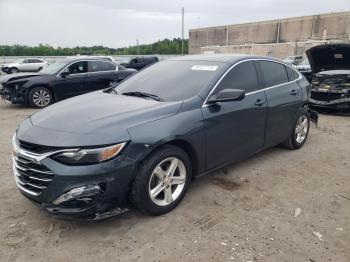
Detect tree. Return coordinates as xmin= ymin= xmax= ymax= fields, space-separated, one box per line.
xmin=0 ymin=38 xmax=189 ymax=56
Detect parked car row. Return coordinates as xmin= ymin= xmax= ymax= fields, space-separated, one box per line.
xmin=0 ymin=56 xmax=160 ymax=108
xmin=11 ymin=54 xmax=318 ymax=220
xmin=0 ymin=57 xmax=137 ymax=107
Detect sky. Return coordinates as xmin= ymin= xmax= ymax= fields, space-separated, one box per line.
xmin=0 ymin=0 xmax=349 ymax=48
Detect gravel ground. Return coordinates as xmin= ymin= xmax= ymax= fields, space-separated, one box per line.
xmin=0 ymin=102 xmax=349 ymax=262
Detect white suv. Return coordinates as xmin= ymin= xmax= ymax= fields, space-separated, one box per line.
xmin=1 ymin=58 xmax=49 ymax=74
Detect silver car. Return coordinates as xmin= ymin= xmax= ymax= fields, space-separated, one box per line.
xmin=1 ymin=58 xmax=49 ymax=74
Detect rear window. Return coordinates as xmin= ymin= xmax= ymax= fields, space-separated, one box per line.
xmin=29 ymin=59 xmax=43 ymax=63
xmin=117 ymin=60 xmax=223 ymax=102
xmin=89 ymin=61 xmax=116 ymax=72
xmin=285 ymin=66 xmax=299 ymax=81
xmin=259 ymin=61 xmax=288 ymax=87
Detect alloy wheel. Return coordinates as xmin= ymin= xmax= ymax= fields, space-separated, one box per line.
xmin=33 ymin=89 xmax=51 ymax=107
xmin=148 ymin=157 xmax=187 ymax=206
xmin=10 ymin=68 xmax=18 ymax=74
xmin=295 ymin=115 xmax=308 ymax=144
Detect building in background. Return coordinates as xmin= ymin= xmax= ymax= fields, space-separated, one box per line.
xmin=189 ymin=11 xmax=350 ymax=59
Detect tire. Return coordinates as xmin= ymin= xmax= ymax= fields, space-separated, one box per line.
xmin=283 ymin=108 xmax=310 ymax=150
xmin=28 ymin=87 xmax=53 ymax=108
xmin=10 ymin=67 xmax=18 ymax=74
xmin=130 ymin=145 xmax=192 ymax=215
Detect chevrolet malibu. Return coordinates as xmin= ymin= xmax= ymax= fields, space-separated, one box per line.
xmin=12 ymin=55 xmax=317 ymax=219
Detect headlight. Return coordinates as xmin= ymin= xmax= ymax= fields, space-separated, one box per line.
xmin=12 ymin=81 xmax=27 ymax=90
xmin=53 ymin=142 xmax=126 ymax=165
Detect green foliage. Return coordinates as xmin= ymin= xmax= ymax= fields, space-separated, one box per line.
xmin=0 ymin=38 xmax=189 ymax=56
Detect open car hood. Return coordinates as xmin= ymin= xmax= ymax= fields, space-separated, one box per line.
xmin=306 ymin=44 xmax=350 ymax=74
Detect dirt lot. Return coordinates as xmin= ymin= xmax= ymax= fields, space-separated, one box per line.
xmin=0 ymin=102 xmax=349 ymax=262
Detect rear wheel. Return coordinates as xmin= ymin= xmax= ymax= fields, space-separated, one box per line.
xmin=284 ymin=108 xmax=310 ymax=149
xmin=131 ymin=145 xmax=192 ymax=215
xmin=28 ymin=87 xmax=53 ymax=108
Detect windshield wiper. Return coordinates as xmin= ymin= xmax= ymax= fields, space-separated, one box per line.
xmin=122 ymin=91 xmax=161 ymax=101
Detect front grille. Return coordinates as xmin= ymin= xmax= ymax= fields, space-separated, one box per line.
xmin=18 ymin=140 xmax=60 ymax=154
xmin=311 ymin=92 xmax=343 ymax=102
xmin=323 ymin=78 xmax=347 ymax=85
xmin=13 ymin=154 xmax=54 ymax=195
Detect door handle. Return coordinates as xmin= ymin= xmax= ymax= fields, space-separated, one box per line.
xmin=254 ymin=99 xmax=265 ymax=106
xmin=290 ymin=89 xmax=299 ymax=96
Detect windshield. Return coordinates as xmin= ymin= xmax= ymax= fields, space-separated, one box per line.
xmin=40 ymin=61 xmax=67 ymax=74
xmin=14 ymin=59 xmax=24 ymax=63
xmin=116 ymin=60 xmax=223 ymax=102
xmin=301 ymin=59 xmax=310 ymax=65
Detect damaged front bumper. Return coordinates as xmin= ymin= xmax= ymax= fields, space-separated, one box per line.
xmin=0 ymin=85 xmax=27 ymax=104
xmin=12 ymin=138 xmax=136 ymax=220
xmin=310 ymin=87 xmax=350 ymax=109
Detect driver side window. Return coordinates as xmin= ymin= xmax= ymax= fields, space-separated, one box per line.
xmin=66 ymin=61 xmax=88 ymax=74
xmin=214 ymin=61 xmax=258 ymax=94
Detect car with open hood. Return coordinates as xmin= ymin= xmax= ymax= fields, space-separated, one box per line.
xmin=296 ymin=58 xmax=312 ymax=82
xmin=0 ymin=58 xmax=136 ymax=107
xmin=12 ymin=54 xmax=317 ymax=220
xmin=307 ymin=43 xmax=350 ymax=109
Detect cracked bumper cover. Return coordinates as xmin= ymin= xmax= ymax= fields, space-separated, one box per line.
xmin=13 ymin=154 xmax=136 ymax=220
xmin=310 ymin=88 xmax=350 ymax=108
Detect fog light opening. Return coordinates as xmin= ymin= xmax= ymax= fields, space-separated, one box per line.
xmin=52 ymin=185 xmax=102 ymax=205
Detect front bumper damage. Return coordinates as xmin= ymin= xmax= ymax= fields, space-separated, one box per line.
xmin=310 ymin=87 xmax=350 ymax=109
xmin=0 ymin=85 xmax=27 ymax=104
xmin=12 ymin=137 xmax=134 ymax=220
xmin=1 ymin=67 xmax=11 ymax=74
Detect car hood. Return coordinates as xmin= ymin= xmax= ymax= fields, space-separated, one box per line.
xmin=306 ymin=44 xmax=350 ymax=74
xmin=2 ymin=62 xmax=18 ymax=68
xmin=316 ymin=69 xmax=350 ymax=76
xmin=296 ymin=65 xmax=311 ymax=70
xmin=0 ymin=72 xmax=44 ymax=84
xmin=17 ymin=91 xmax=182 ymax=147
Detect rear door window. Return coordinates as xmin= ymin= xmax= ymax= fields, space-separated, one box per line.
xmin=259 ymin=61 xmax=288 ymax=87
xmin=214 ymin=61 xmax=258 ymax=94
xmin=29 ymin=59 xmax=42 ymax=63
xmin=88 ymin=61 xmax=116 ymax=72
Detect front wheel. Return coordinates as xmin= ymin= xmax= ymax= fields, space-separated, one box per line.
xmin=284 ymin=108 xmax=310 ymax=150
xmin=130 ymin=145 xmax=192 ymax=215
xmin=10 ymin=67 xmax=18 ymax=74
xmin=28 ymin=87 xmax=53 ymax=108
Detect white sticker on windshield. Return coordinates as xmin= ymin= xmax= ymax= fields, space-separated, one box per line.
xmin=191 ymin=65 xmax=218 ymax=71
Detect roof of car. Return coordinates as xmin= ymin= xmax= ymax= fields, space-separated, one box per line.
xmin=169 ymin=54 xmax=280 ymax=63
xmin=63 ymin=56 xmax=115 ymax=62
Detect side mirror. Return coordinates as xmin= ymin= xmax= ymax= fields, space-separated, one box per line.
xmin=60 ymin=71 xmax=70 ymax=78
xmin=208 ymin=89 xmax=245 ymax=104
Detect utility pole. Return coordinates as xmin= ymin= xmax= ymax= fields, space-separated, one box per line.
xmin=136 ymin=39 xmax=139 ymax=55
xmin=181 ymin=7 xmax=184 ymax=54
